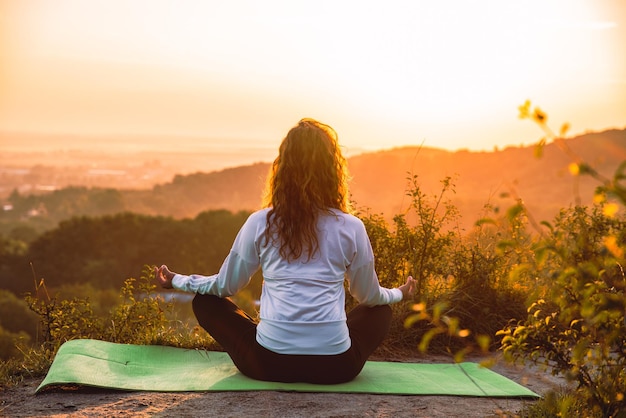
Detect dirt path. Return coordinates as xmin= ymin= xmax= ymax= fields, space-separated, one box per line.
xmin=0 ymin=357 xmax=566 ymax=417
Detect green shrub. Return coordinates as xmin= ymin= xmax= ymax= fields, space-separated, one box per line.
xmin=520 ymin=388 xmax=599 ymax=418
xmin=498 ymin=103 xmax=626 ymax=417
xmin=0 ymin=327 xmax=31 ymax=361
xmin=499 ymin=205 xmax=626 ymax=417
xmin=103 ymin=268 xmax=170 ymax=345
xmin=361 ymin=174 xmax=528 ymax=356
xmin=0 ymin=344 xmax=54 ymax=388
xmin=0 ymin=265 xmax=222 ymax=387
xmin=0 ymin=290 xmax=39 ymax=341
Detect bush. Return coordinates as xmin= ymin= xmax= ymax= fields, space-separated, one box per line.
xmin=497 ymin=103 xmax=626 ymax=417
xmin=0 ymin=327 xmax=31 ymax=361
xmin=361 ymin=174 xmax=528 ymax=356
xmin=0 ymin=290 xmax=39 ymax=341
xmin=498 ymin=205 xmax=626 ymax=417
xmin=0 ymin=265 xmax=221 ymax=387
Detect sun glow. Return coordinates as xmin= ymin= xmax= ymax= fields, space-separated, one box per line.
xmin=1 ymin=0 xmax=625 ymax=152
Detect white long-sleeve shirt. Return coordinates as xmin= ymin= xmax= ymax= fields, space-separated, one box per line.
xmin=172 ymin=208 xmax=403 ymax=355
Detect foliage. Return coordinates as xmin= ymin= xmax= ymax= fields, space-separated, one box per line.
xmin=0 ymin=328 xmax=31 ymax=361
xmin=1 ymin=209 xmax=250 ymax=294
xmin=4 ymin=187 xmax=125 ymax=225
xmin=103 ymin=267 xmax=170 ymax=345
xmin=0 ymin=235 xmax=31 ymax=295
xmin=498 ymin=102 xmax=626 ymax=417
xmin=360 ymin=174 xmax=459 ymax=295
xmin=0 ymin=265 xmax=220 ymax=387
xmin=0 ymin=344 xmax=54 ymax=388
xmin=520 ymin=388 xmax=600 ymax=418
xmin=0 ymin=290 xmax=39 ymax=340
xmin=360 ymin=174 xmax=527 ymax=356
xmin=1 ymin=163 xmax=269 ymax=226
xmin=499 ymin=205 xmax=626 ymax=417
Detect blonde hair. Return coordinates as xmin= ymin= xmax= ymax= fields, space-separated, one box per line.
xmin=263 ymin=118 xmax=350 ymax=261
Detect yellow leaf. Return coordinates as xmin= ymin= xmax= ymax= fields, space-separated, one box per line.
xmin=568 ymin=163 xmax=580 ymax=176
xmin=593 ymin=193 xmax=606 ymax=204
xmin=570 ymin=319 xmax=583 ymax=327
xmin=458 ymin=329 xmax=471 ymax=338
xmin=513 ymin=326 xmax=526 ymax=336
xmin=453 ymin=347 xmax=471 ymax=363
xmin=412 ymin=303 xmax=426 ymax=312
xmin=518 ymin=100 xmax=531 ymax=119
xmin=603 ymin=203 xmax=619 ymax=218
xmin=418 ymin=328 xmax=443 ymax=353
xmin=604 ymin=235 xmax=624 ymax=258
xmin=476 ymin=335 xmax=491 ymax=352
xmin=404 ymin=314 xmax=421 ymax=329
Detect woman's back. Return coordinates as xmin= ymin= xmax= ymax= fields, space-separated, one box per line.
xmin=235 ymin=208 xmax=400 ymax=354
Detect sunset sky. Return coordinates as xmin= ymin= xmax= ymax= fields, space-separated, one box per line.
xmin=1 ymin=0 xmax=625 ymax=155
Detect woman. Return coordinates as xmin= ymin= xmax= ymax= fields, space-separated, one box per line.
xmin=155 ymin=118 xmax=416 ymax=384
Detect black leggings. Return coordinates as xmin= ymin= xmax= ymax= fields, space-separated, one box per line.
xmin=192 ymin=294 xmax=393 ymax=384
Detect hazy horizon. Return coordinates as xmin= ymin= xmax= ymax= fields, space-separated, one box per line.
xmin=2 ymin=127 xmax=624 ymax=183
xmin=2 ymin=1 xmax=625 ymax=155
xmin=2 ymin=123 xmax=625 ymax=156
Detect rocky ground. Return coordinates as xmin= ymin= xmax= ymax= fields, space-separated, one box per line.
xmin=0 ymin=355 xmax=566 ymax=417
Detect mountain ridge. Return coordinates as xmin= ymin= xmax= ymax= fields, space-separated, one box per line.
xmin=122 ymin=128 xmax=625 ymax=230
xmin=3 ymin=128 xmax=624 ymax=232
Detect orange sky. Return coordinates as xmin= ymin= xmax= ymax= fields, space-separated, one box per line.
xmin=1 ymin=0 xmax=625 ymax=155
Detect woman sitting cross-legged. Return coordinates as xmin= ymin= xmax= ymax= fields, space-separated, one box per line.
xmin=155 ymin=118 xmax=416 ymax=384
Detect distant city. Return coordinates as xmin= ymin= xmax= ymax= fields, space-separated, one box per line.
xmin=0 ymin=134 xmax=279 ymax=199
xmin=0 ymin=131 xmax=381 ymax=200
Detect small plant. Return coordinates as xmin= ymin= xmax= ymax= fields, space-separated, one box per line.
xmin=0 ymin=265 xmax=219 ymax=387
xmin=520 ymin=388 xmax=596 ymax=418
xmin=360 ymin=172 xmax=528 ymax=358
xmin=0 ymin=345 xmax=54 ymax=388
xmin=404 ymin=300 xmax=492 ymax=363
xmin=103 ymin=266 xmax=171 ymax=345
xmin=25 ymin=274 xmax=102 ymax=357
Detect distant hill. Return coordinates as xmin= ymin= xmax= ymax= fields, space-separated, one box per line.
xmin=3 ymin=128 xmax=625 ymax=233
xmin=121 ymin=128 xmax=626 ymax=230
xmin=348 ymin=128 xmax=626 ymax=229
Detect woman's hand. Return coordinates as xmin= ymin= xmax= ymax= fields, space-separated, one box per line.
xmin=398 ymin=276 xmax=416 ymax=300
xmin=155 ymin=264 xmax=176 ymax=289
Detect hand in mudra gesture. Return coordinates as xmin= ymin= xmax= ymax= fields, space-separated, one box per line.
xmin=399 ymin=276 xmax=417 ymax=300
xmin=154 ymin=264 xmax=175 ymax=289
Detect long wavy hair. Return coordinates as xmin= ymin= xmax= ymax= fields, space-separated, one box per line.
xmin=262 ymin=118 xmax=351 ymax=261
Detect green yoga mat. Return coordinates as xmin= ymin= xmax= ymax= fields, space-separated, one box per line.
xmin=36 ymin=339 xmax=539 ymax=398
